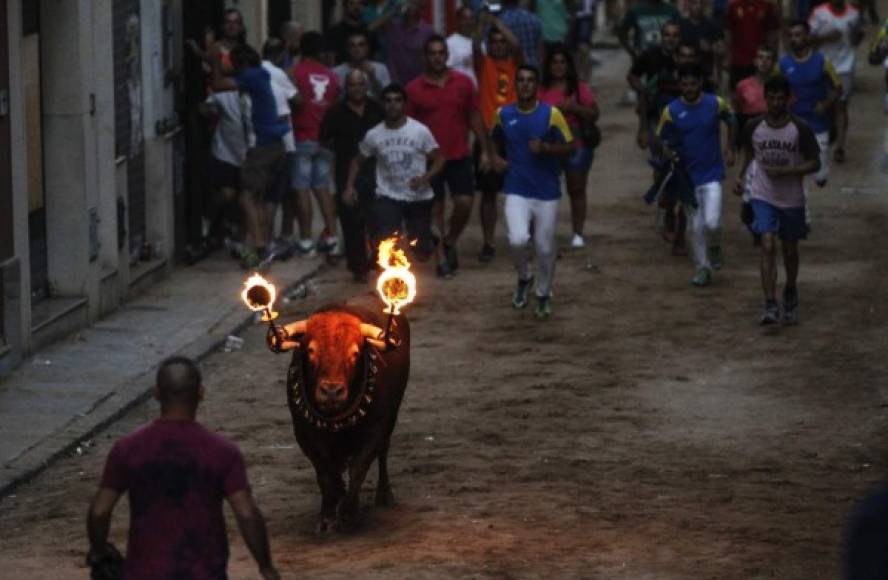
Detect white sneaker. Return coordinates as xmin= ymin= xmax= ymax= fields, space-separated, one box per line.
xmin=570 ymin=234 xmax=585 ymax=248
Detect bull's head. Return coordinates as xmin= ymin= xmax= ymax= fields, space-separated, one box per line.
xmin=281 ymin=312 xmax=385 ymax=413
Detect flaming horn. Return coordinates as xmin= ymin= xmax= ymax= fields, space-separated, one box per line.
xmin=376 ymin=237 xmax=417 ymax=346
xmin=241 ymin=274 xmax=286 ymax=349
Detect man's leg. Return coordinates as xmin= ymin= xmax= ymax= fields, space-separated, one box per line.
xmin=370 ymin=196 xmax=404 ymax=263
xmin=312 ymin=147 xmax=339 ymax=253
xmin=429 ymin=167 xmax=452 ymax=277
xmin=480 ymin=190 xmax=498 ymax=249
xmin=531 ymin=198 xmax=560 ymax=299
xmin=684 ymin=185 xmax=711 ymax=286
xmin=402 ymin=200 xmax=435 ymax=264
xmin=335 ymin=189 xmax=368 ymax=280
xmin=783 ymin=240 xmax=799 ymax=292
xmin=760 ymin=232 xmax=778 ymax=304
xmin=292 ymin=146 xmax=316 ymax=252
xmin=566 ymin=166 xmax=590 ymax=240
xmin=503 ymin=194 xmax=533 ymax=308
xmin=700 ymin=181 xmax=724 ymax=269
xmin=834 ymin=75 xmax=852 ymax=162
xmin=443 ymin=157 xmax=476 ymax=270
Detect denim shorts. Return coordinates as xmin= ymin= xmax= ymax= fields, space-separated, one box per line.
xmin=563 ymin=146 xmax=593 ymax=173
xmin=291 ymin=141 xmax=333 ymax=190
xmin=750 ymin=199 xmax=808 ymax=241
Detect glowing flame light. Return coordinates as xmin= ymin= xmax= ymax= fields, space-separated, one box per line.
xmin=376 ymin=237 xmax=417 ymax=315
xmin=241 ymin=274 xmax=278 ymax=321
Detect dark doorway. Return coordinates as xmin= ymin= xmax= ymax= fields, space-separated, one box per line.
xmin=267 ymin=0 xmax=291 ymax=39
xmin=1 ymin=0 xmax=11 ymax=346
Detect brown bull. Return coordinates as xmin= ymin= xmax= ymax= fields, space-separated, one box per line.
xmin=270 ymin=302 xmax=410 ymax=533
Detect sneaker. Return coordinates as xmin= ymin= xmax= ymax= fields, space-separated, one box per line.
xmin=570 ymin=234 xmax=585 ymax=248
xmin=512 ymin=276 xmax=534 ymax=309
xmin=295 ymin=239 xmax=316 ymax=257
xmin=708 ymin=246 xmax=724 ymax=270
xmin=782 ymin=287 xmax=799 ymax=326
xmin=534 ymin=295 xmax=552 ymax=319
xmin=478 ymin=243 xmax=496 ymax=263
xmin=760 ymin=300 xmax=780 ymax=325
xmin=444 ymin=242 xmax=459 ymax=271
xmin=267 ymin=238 xmax=294 ymax=261
xmin=815 ymin=177 xmax=827 ymax=188
xmin=317 ymin=233 xmax=339 ymax=254
xmin=691 ymin=266 xmax=711 ymax=287
xmin=436 ymin=261 xmax=454 ymax=279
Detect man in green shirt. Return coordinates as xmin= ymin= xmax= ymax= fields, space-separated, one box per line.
xmin=618 ymin=0 xmax=682 ymax=62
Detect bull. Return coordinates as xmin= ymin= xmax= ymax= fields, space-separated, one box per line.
xmin=268 ymin=302 xmax=410 ymax=533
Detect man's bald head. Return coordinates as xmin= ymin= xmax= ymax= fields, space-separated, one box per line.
xmin=156 ymin=356 xmax=202 ymax=407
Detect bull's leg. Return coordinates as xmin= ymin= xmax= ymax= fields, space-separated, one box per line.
xmin=315 ymin=467 xmax=345 ymax=535
xmin=374 ymin=437 xmax=396 ymax=507
xmin=337 ymin=438 xmax=384 ymax=526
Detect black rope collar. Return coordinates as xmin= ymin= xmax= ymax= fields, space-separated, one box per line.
xmin=287 ymin=343 xmax=382 ymax=432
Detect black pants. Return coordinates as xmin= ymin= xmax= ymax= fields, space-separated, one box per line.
xmin=335 ymin=181 xmax=374 ymax=276
xmin=371 ymin=196 xmax=435 ymax=260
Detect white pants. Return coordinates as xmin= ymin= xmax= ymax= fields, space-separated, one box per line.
xmin=807 ymin=131 xmax=830 ymax=186
xmin=504 ymin=194 xmax=559 ymax=298
xmin=683 ymin=181 xmax=722 ymax=270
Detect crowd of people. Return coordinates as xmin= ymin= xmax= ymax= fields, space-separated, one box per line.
xmin=190 ymin=0 xmax=887 ymax=325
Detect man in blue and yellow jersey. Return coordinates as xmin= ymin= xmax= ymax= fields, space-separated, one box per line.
xmin=489 ymin=65 xmax=574 ymax=319
xmin=656 ymin=65 xmax=736 ymax=287
xmin=780 ymin=19 xmax=841 ymax=189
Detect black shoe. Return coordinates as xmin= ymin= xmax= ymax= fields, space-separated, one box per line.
xmin=512 ymin=276 xmax=533 ymax=309
xmin=444 ymin=242 xmax=459 ymax=271
xmin=478 ymin=243 xmax=496 ymax=263
xmin=782 ymin=287 xmax=799 ymax=326
xmin=436 ymin=262 xmax=454 ymax=279
xmin=760 ymin=300 xmax=780 ymax=325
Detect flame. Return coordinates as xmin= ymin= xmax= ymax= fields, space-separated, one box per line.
xmin=375 ymin=237 xmax=416 ymax=315
xmin=241 ymin=274 xmax=278 ymax=321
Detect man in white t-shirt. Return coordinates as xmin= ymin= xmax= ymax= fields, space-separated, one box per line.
xmin=809 ymin=0 xmax=863 ymax=163
xmin=446 ymin=6 xmax=477 ymax=88
xmin=343 ymin=83 xmax=445 ymax=261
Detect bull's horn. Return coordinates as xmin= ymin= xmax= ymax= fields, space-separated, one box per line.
xmin=284 ymin=320 xmax=307 ymax=336
xmin=360 ymin=323 xmax=384 ymax=340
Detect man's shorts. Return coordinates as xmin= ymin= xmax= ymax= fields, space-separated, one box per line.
xmin=265 ymin=152 xmax=294 ymax=205
xmin=563 ymin=145 xmax=593 ymax=173
xmin=207 ymin=155 xmax=240 ymax=190
xmin=241 ymin=142 xmax=286 ymax=197
xmin=473 ymin=141 xmax=504 ymax=195
xmin=291 ymin=140 xmax=333 ymax=190
xmin=750 ymin=199 xmax=808 ymax=241
xmin=838 ymin=72 xmax=855 ymax=102
xmin=372 ymin=196 xmax=435 ymax=258
xmin=431 ymin=156 xmax=475 ymax=200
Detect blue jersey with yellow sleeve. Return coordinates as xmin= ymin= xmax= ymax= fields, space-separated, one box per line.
xmin=656 ymin=93 xmax=734 ymax=187
xmin=779 ymin=51 xmax=840 ymax=133
xmin=491 ymin=102 xmax=573 ymax=200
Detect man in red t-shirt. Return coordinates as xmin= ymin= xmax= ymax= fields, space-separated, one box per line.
xmin=290 ymin=32 xmax=341 ymax=256
xmin=724 ymin=0 xmax=780 ymax=88
xmin=407 ymin=34 xmax=489 ymax=279
xmin=86 ymin=357 xmax=279 ymax=580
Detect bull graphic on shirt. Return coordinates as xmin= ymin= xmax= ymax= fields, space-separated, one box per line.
xmin=309 ymin=74 xmax=331 ymax=103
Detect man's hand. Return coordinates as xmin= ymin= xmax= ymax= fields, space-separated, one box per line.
xmin=490 ymin=154 xmax=508 ymax=173
xmin=343 ymin=186 xmax=358 ymax=206
xmin=725 ymin=148 xmax=736 ymax=167
xmin=408 ymin=174 xmax=429 ymax=190
xmin=733 ymin=177 xmax=745 ymax=196
xmin=478 ymin=150 xmax=492 ymax=173
xmin=636 ymin=128 xmax=649 ymax=150
xmin=528 ymin=139 xmax=544 ymax=155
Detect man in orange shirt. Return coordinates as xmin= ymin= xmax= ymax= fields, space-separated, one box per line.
xmin=473 ymin=8 xmax=522 ymax=263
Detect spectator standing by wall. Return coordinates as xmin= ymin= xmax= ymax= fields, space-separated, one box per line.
xmin=320 ymin=70 xmax=385 ymax=282
xmin=290 ymin=32 xmax=341 ymax=256
xmin=809 ymin=0 xmax=863 ymax=163
xmin=374 ymin=0 xmax=435 ymax=85
xmin=407 ymin=35 xmax=489 ymax=279
xmin=447 ymin=6 xmax=479 ymax=88
xmin=86 ymin=357 xmax=280 ymax=580
xmin=333 ymin=30 xmax=392 ymax=99
xmin=499 ymin=0 xmax=544 ymax=69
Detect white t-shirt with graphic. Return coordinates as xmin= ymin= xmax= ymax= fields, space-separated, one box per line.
xmin=359 ymin=118 xmax=439 ymax=202
xmin=809 ymin=3 xmax=860 ymax=74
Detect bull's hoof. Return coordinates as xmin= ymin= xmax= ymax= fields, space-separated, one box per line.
xmin=375 ymin=487 xmax=396 ymax=507
xmin=336 ymin=499 xmax=362 ymax=530
xmin=314 ymin=517 xmax=338 ymax=536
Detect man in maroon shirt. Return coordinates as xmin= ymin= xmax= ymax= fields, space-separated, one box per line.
xmin=86 ymin=357 xmax=280 ymax=580
xmin=723 ymin=0 xmax=780 ymax=89
xmin=407 ymin=35 xmax=489 ymax=279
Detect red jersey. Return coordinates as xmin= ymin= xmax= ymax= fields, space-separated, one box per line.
xmin=406 ymin=70 xmax=478 ymax=160
xmin=734 ymin=76 xmax=767 ymax=115
xmin=724 ymin=0 xmax=780 ymax=67
xmin=100 ymin=419 xmax=249 ymax=580
xmin=291 ymin=59 xmax=339 ymax=141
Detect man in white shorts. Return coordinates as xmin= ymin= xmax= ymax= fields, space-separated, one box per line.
xmin=809 ymin=0 xmax=863 ymax=164
xmin=488 ymin=66 xmax=574 ymax=319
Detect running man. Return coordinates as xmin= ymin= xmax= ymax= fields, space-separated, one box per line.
xmin=488 ymin=66 xmax=574 ymax=319
xmin=779 ymin=20 xmax=841 ymax=190
xmin=656 ymin=65 xmax=736 ymax=287
xmin=808 ymin=0 xmax=863 ymax=164
xmin=734 ymin=75 xmax=821 ymax=325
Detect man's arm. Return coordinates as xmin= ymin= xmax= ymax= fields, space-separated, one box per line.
xmin=817 ymin=60 xmax=842 ymax=113
xmin=492 ymin=16 xmax=524 ymax=64
xmin=470 ymin=109 xmax=491 ymax=171
xmin=409 ymin=148 xmax=445 ymax=189
xmin=86 ymin=487 xmax=122 ymax=556
xmin=210 ymin=45 xmax=239 ymax=93
xmin=718 ymin=96 xmax=737 ymax=166
xmin=227 ymin=490 xmax=279 ymax=580
xmin=343 ymin=152 xmax=369 ymax=205
xmin=529 ymin=107 xmax=575 ymax=156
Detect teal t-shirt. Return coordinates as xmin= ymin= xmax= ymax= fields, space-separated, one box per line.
xmin=536 ymin=0 xmax=569 ymax=43
xmin=619 ymin=1 xmax=682 ymax=51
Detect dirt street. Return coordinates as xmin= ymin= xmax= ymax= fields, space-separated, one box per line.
xmin=2 ymin=49 xmax=888 ymax=579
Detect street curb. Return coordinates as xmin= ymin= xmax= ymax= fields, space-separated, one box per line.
xmin=0 ymin=263 xmax=325 ymax=499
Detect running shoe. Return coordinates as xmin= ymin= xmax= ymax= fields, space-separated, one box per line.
xmin=571 ymin=234 xmax=586 ymax=249
xmin=760 ymin=300 xmax=780 ymax=325
xmin=267 ymin=238 xmax=294 ymax=261
xmin=436 ymin=261 xmax=454 ymax=280
xmin=444 ymin=242 xmax=459 ymax=271
xmin=691 ymin=266 xmax=711 ymax=287
xmin=708 ymin=246 xmax=724 ymax=270
xmin=478 ymin=243 xmax=496 ymax=263
xmin=534 ymin=295 xmax=552 ymax=319
xmin=815 ymin=178 xmax=827 ymax=188
xmin=317 ymin=233 xmax=340 ymax=255
xmin=295 ymin=239 xmax=316 ymax=257
xmin=512 ymin=276 xmax=534 ymax=309
xmin=782 ymin=287 xmax=799 ymax=326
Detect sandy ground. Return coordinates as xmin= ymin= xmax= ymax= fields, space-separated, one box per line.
xmin=2 ymin=47 xmax=888 ymax=580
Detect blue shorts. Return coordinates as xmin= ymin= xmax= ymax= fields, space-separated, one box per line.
xmin=291 ymin=141 xmax=333 ymax=190
xmin=750 ymin=199 xmax=808 ymax=241
xmin=563 ymin=146 xmax=593 ymax=173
